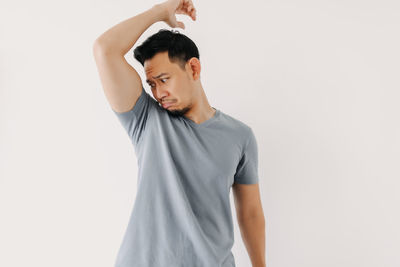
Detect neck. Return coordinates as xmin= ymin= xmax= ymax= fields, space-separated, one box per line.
xmin=184 ymin=87 xmax=216 ymax=124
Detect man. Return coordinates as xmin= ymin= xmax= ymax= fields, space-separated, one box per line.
xmin=93 ymin=0 xmax=266 ymax=266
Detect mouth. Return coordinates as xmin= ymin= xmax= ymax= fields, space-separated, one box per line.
xmin=162 ymin=101 xmax=174 ymax=108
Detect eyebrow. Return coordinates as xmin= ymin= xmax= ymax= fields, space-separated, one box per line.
xmin=146 ymin=73 xmax=169 ymax=83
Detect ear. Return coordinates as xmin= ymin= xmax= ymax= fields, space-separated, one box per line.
xmin=188 ymin=57 xmax=201 ymax=81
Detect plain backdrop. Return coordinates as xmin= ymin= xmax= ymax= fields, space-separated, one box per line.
xmin=1 ymin=0 xmax=399 ymax=266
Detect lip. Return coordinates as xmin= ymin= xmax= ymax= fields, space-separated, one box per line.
xmin=162 ymin=102 xmax=174 ymax=108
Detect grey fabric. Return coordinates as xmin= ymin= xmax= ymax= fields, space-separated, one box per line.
xmin=112 ymin=86 xmax=259 ymax=267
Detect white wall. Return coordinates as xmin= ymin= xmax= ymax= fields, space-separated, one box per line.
xmin=1 ymin=0 xmax=399 ymax=266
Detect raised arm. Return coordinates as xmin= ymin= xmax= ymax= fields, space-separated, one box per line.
xmin=92 ymin=0 xmax=196 ymax=113
xmin=92 ymin=6 xmax=164 ymax=113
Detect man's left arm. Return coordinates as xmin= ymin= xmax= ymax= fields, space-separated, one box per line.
xmin=232 ymin=182 xmax=266 ymax=267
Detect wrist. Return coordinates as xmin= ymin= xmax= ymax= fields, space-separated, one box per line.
xmin=151 ymin=4 xmax=167 ymax=22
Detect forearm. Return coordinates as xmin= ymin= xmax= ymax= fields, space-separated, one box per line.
xmin=94 ymin=4 xmax=165 ymax=56
xmin=238 ymin=215 xmax=266 ymax=267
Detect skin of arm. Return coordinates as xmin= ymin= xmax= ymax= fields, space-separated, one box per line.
xmin=93 ymin=1 xmax=266 ymax=265
xmin=93 ymin=0 xmax=196 ymax=56
xmin=92 ymin=0 xmax=196 ymax=113
xmin=93 ymin=6 xmax=163 ymax=56
xmin=232 ymin=183 xmax=266 ymax=267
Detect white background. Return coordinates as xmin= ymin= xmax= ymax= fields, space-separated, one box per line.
xmin=1 ymin=0 xmax=399 ymax=266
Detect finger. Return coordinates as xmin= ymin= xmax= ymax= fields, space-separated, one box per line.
xmin=186 ymin=2 xmax=196 ymax=18
xmin=189 ymin=8 xmax=196 ymax=20
xmin=176 ymin=3 xmax=188 ymax=14
xmin=185 ymin=1 xmax=195 ymax=15
xmin=182 ymin=0 xmax=189 ymax=10
xmin=183 ymin=2 xmax=195 ymax=17
xmin=186 ymin=2 xmax=193 ymax=12
xmin=176 ymin=6 xmax=196 ymax=20
xmin=176 ymin=0 xmax=196 ymax=20
xmin=177 ymin=0 xmax=187 ymax=12
xmin=188 ymin=0 xmax=195 ymax=9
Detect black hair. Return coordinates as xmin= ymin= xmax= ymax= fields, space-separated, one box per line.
xmin=133 ymin=29 xmax=200 ymax=71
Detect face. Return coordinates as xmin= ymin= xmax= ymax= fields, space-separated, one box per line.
xmin=144 ymin=51 xmax=200 ymax=117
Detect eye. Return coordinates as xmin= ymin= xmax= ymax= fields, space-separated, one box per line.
xmin=148 ymin=78 xmax=168 ymax=88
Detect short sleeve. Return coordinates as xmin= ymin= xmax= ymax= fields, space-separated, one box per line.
xmin=112 ymin=86 xmax=156 ymax=147
xmin=233 ymin=128 xmax=259 ymax=184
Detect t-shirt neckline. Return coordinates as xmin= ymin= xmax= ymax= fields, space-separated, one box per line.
xmin=182 ymin=107 xmax=220 ymax=128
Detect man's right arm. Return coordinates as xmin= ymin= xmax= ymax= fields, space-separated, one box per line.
xmin=92 ymin=5 xmax=166 ymax=113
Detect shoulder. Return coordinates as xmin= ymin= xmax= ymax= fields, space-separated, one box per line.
xmin=217 ymin=110 xmax=255 ymax=144
xmin=219 ymin=110 xmax=252 ymax=132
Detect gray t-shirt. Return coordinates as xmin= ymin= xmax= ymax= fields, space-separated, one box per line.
xmin=112 ymin=86 xmax=259 ymax=267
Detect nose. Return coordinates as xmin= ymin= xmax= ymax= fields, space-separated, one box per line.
xmin=154 ymin=87 xmax=169 ymax=102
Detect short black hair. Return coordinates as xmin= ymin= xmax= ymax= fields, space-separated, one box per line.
xmin=133 ymin=29 xmax=200 ymax=71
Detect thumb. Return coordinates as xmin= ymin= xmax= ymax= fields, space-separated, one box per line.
xmin=176 ymin=21 xmax=185 ymax=29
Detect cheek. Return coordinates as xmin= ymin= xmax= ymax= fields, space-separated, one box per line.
xmin=170 ymin=78 xmax=189 ymax=102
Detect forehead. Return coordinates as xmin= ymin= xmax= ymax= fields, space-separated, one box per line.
xmin=144 ymin=52 xmax=170 ymax=73
xmin=144 ymin=53 xmax=181 ymax=82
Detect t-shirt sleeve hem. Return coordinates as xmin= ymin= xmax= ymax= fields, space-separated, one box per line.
xmin=111 ymin=86 xmax=146 ymax=116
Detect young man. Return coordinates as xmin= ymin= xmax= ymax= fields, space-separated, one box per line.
xmin=93 ymin=0 xmax=266 ymax=266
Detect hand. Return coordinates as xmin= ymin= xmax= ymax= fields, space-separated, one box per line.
xmin=156 ymin=0 xmax=197 ymax=29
